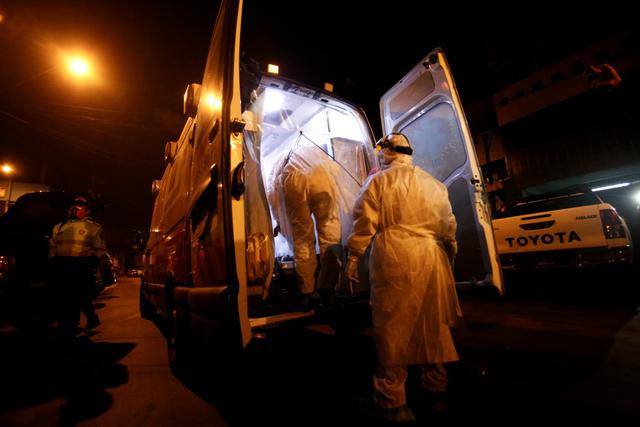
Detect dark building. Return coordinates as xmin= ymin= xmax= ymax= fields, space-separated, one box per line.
xmin=467 ymin=31 xmax=639 ymax=211
xmin=464 ymin=29 xmax=639 ymax=254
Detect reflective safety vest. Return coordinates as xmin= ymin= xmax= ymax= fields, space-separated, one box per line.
xmin=49 ymin=218 xmax=106 ymax=258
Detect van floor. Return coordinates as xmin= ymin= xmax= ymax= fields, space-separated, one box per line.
xmin=248 ymin=269 xmax=309 ymax=318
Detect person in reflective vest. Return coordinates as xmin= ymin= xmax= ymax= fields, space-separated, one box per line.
xmin=48 ymin=196 xmax=106 ymax=337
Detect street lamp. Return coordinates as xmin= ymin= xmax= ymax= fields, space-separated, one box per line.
xmin=67 ymin=57 xmax=91 ymax=78
xmin=0 ymin=52 xmax=98 ymax=96
xmin=1 ymin=164 xmax=15 ymax=214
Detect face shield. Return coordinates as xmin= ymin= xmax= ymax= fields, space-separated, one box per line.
xmin=375 ymin=133 xmax=414 ymax=155
xmin=376 ymin=133 xmax=414 ymax=169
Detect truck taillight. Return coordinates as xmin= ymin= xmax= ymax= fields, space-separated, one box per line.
xmin=599 ymin=209 xmax=627 ymax=239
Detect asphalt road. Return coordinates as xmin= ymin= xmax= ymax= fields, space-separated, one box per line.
xmin=1 ymin=271 xmax=639 ymax=426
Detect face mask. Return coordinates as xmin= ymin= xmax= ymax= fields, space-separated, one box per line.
xmin=70 ymin=206 xmax=89 ymax=219
xmin=75 ymin=207 xmax=89 ymax=219
xmin=378 ymin=149 xmax=398 ymax=169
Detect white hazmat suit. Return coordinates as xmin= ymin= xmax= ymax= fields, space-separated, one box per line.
xmin=269 ymin=140 xmax=342 ymax=296
xmin=347 ymin=133 xmax=463 ymax=412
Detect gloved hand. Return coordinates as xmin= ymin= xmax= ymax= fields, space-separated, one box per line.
xmin=345 ymin=255 xmax=359 ymax=294
xmin=444 ymin=240 xmax=457 ymax=266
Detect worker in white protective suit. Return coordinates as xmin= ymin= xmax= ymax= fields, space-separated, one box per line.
xmin=269 ymin=137 xmax=342 ymax=309
xmin=346 ymin=133 xmax=462 ymax=423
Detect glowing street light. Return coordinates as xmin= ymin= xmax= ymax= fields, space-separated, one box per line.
xmin=1 ymin=163 xmax=15 ymax=214
xmin=68 ymin=57 xmax=90 ymax=77
xmin=56 ymin=50 xmax=100 ymax=85
xmin=0 ymin=51 xmax=99 ymax=95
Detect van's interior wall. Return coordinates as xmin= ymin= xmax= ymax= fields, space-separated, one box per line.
xmin=243 ymin=85 xmax=375 ymax=265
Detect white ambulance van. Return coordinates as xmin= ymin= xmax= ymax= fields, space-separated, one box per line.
xmin=140 ymin=0 xmax=502 ymax=368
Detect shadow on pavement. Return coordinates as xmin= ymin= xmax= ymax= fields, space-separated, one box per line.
xmin=0 ymin=329 xmax=135 ymax=426
xmin=172 ymin=325 xmax=382 ymax=426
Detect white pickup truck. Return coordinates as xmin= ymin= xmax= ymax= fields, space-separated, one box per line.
xmin=493 ymin=189 xmax=633 ymax=270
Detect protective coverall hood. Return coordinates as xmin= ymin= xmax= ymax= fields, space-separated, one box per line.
xmin=378 ymin=149 xmax=413 ymax=170
xmin=377 ymin=133 xmax=413 ymax=170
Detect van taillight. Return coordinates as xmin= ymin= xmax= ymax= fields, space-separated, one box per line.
xmin=600 ymin=209 xmax=626 ymax=239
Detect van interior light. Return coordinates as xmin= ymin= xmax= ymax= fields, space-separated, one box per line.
xmin=633 ymin=191 xmax=640 ymax=204
xmin=263 ymin=87 xmax=284 ymax=113
xmin=324 ymin=82 xmax=334 ymax=93
xmin=267 ymin=64 xmax=279 ymax=75
xmin=591 ymin=182 xmax=630 ymax=192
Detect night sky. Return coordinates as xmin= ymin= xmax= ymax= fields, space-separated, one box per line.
xmin=0 ymin=0 xmax=631 ymax=246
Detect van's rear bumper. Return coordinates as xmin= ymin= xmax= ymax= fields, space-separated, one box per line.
xmin=500 ymin=246 xmax=633 ymax=270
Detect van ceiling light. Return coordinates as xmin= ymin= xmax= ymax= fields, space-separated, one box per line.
xmin=634 ymin=191 xmax=640 ymax=204
xmin=267 ymin=64 xmax=279 ymax=75
xmin=324 ymin=82 xmax=334 ymax=92
xmin=591 ymin=182 xmax=630 ymax=192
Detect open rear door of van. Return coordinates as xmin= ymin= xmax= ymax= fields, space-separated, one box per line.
xmin=380 ymin=48 xmax=503 ymax=294
xmin=187 ymin=0 xmax=251 ymax=360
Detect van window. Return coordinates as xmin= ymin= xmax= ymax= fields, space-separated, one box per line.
xmin=401 ymin=102 xmax=468 ymax=182
xmin=388 ymin=71 xmax=435 ymax=121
